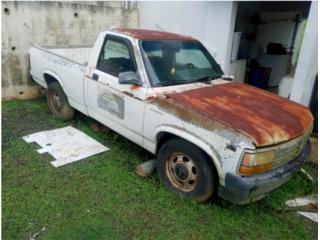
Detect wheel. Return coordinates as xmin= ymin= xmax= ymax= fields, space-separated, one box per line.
xmin=47 ymin=82 xmax=75 ymax=121
xmin=157 ymin=138 xmax=217 ymax=202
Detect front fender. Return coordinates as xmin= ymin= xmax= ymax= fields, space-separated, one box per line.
xmin=154 ymin=124 xmax=223 ymax=177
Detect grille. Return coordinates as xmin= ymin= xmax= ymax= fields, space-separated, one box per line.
xmin=273 ymin=140 xmax=303 ymax=167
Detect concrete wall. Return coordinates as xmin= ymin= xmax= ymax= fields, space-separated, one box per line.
xmin=138 ymin=1 xmax=237 ymax=73
xmin=2 ymin=1 xmax=139 ymax=99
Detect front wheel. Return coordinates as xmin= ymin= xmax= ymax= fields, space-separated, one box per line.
xmin=47 ymin=82 xmax=75 ymax=121
xmin=157 ymin=138 xmax=218 ymax=202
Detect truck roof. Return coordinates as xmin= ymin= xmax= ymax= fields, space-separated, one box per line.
xmin=112 ymin=28 xmax=196 ymax=41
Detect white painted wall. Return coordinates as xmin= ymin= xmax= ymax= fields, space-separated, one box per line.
xmin=138 ymin=1 xmax=237 ymax=73
xmin=290 ymin=1 xmax=318 ymax=106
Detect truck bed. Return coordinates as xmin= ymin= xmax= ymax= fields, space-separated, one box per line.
xmin=29 ymin=45 xmax=92 ymax=114
xmin=34 ymin=45 xmax=92 ymax=66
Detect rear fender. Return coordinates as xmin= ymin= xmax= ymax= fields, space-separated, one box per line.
xmin=43 ymin=70 xmax=64 ymax=89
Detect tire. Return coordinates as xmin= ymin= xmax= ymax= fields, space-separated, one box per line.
xmin=157 ymin=138 xmax=218 ymax=202
xmin=47 ymin=82 xmax=75 ymax=121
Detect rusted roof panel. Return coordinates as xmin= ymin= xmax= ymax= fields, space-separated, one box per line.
xmin=162 ymin=82 xmax=313 ymax=147
xmin=113 ymin=28 xmax=196 ymax=41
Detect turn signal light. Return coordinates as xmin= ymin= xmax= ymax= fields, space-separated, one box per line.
xmin=239 ymin=151 xmax=275 ymax=175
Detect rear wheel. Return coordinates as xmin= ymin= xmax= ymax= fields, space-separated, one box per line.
xmin=47 ymin=82 xmax=75 ymax=121
xmin=157 ymin=138 xmax=218 ymax=202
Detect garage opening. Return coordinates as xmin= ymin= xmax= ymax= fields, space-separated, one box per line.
xmin=231 ymin=1 xmax=311 ymax=97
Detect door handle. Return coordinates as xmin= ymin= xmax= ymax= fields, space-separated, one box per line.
xmin=92 ymin=73 xmax=99 ymax=81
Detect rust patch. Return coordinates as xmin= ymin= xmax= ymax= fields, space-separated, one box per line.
xmin=151 ymin=95 xmax=248 ymax=142
xmin=113 ymin=28 xmax=196 ymax=41
xmin=153 ymin=83 xmax=313 ymax=147
xmin=130 ymin=85 xmax=140 ymax=91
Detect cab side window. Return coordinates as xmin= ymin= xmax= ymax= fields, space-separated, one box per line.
xmin=97 ymin=38 xmax=136 ymax=76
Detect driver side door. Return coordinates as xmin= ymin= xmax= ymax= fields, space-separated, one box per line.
xmin=85 ymin=35 xmax=147 ymax=146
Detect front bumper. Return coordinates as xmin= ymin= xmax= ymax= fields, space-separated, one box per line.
xmin=218 ymin=140 xmax=311 ymax=205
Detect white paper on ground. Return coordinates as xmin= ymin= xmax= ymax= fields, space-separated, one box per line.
xmin=285 ymin=195 xmax=317 ymax=208
xmin=285 ymin=195 xmax=318 ymax=223
xmin=23 ymin=126 xmax=109 ymax=167
xmin=298 ymin=211 xmax=318 ymax=222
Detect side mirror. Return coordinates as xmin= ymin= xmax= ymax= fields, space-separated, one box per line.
xmin=118 ymin=71 xmax=142 ymax=86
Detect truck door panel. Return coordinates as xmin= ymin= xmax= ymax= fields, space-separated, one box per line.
xmin=85 ymin=35 xmax=146 ymax=146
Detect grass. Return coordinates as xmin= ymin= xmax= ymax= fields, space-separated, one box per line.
xmin=2 ymin=98 xmax=318 ymax=240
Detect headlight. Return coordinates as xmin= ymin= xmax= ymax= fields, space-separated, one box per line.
xmin=239 ymin=151 xmax=276 ymax=175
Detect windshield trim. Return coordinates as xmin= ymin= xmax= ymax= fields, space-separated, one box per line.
xmin=138 ymin=39 xmax=224 ymax=88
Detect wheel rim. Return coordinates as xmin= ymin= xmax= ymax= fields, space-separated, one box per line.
xmin=165 ymin=152 xmax=199 ymax=192
xmin=51 ymin=91 xmax=62 ymax=112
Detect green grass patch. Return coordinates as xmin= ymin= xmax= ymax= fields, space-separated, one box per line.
xmin=2 ymin=98 xmax=318 ymax=239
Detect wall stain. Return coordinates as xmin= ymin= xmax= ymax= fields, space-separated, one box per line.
xmin=2 ymin=1 xmax=139 ymax=98
xmin=2 ymin=53 xmax=23 ymax=87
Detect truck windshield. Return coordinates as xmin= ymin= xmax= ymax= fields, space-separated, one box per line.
xmin=140 ymin=40 xmax=224 ymax=87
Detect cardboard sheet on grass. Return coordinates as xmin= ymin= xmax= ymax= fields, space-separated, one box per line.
xmin=285 ymin=195 xmax=318 ymax=223
xmin=23 ymin=126 xmax=109 ymax=167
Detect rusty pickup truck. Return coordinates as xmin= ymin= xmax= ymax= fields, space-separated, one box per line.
xmin=29 ymin=29 xmax=313 ymax=204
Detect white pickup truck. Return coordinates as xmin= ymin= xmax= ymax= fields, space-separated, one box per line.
xmin=29 ymin=29 xmax=313 ymax=204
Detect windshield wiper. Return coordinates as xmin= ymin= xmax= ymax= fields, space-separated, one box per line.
xmin=157 ymin=80 xmax=194 ymax=87
xmin=155 ymin=75 xmax=222 ymax=87
xmin=195 ymin=75 xmax=222 ymax=83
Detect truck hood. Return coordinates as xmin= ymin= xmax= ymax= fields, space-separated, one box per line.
xmin=157 ymin=82 xmax=313 ymax=147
